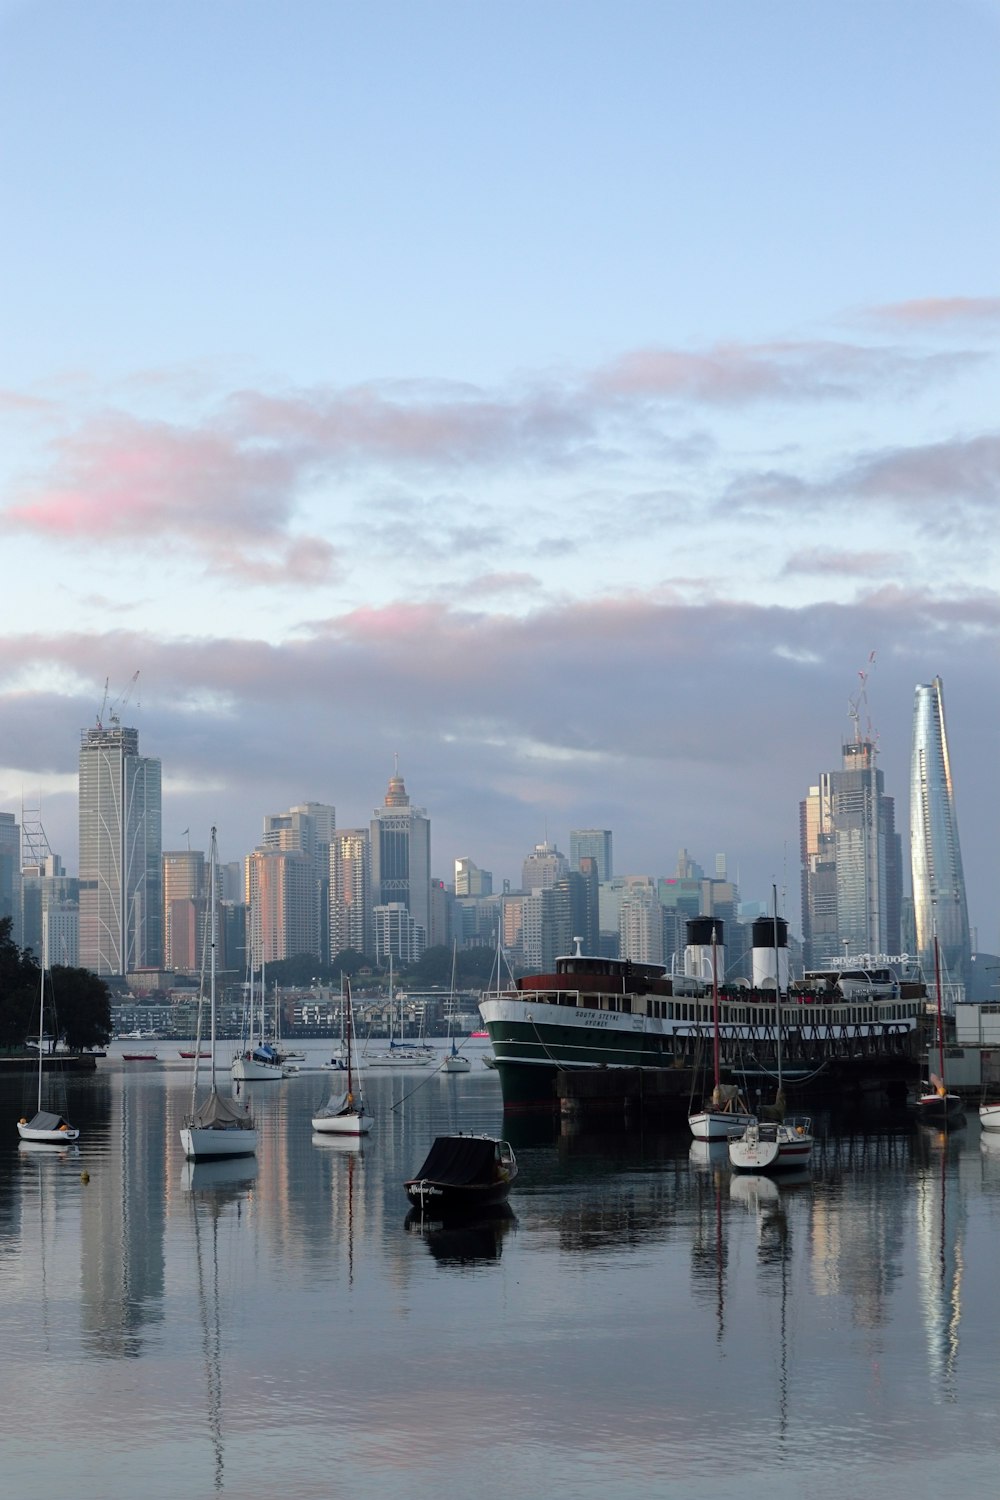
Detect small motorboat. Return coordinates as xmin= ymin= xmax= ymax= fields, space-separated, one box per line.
xmin=979 ymin=1100 xmax=1000 ymax=1132
xmin=404 ymin=1134 xmax=517 ymax=1213
xmin=122 ymin=1052 xmax=159 ymax=1062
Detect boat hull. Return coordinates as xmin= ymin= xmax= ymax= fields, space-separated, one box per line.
xmin=404 ymin=1179 xmax=513 ymax=1212
xmin=231 ymin=1055 xmax=286 ymax=1081
xmin=180 ymin=1124 xmax=259 ymax=1160
xmin=17 ymin=1122 xmax=80 ymax=1144
xmin=688 ymin=1108 xmax=757 ymax=1141
xmin=729 ymin=1117 xmax=813 ymax=1173
xmin=916 ymin=1091 xmax=965 ymax=1123
xmin=441 ymin=1054 xmax=471 ymax=1073
xmin=311 ymin=1110 xmax=372 ymax=1136
xmin=979 ymin=1103 xmax=1000 ymax=1132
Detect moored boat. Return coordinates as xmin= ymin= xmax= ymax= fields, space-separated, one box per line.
xmin=915 ymin=936 xmax=965 ymax=1127
xmin=18 ymin=967 xmax=81 ymax=1145
xmin=728 ymin=1116 xmax=814 ymax=1172
xmin=688 ymin=924 xmax=754 ymax=1140
xmin=404 ymin=1134 xmax=517 ymax=1213
xmin=480 ymin=919 xmax=925 ymax=1108
xmin=979 ymin=1101 xmax=1000 ymax=1132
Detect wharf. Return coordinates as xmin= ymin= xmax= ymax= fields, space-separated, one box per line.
xmin=0 ymin=1052 xmax=99 ymax=1074
xmin=555 ymin=1055 xmax=918 ymax=1123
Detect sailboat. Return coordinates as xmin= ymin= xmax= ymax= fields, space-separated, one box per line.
xmin=181 ymin=829 xmax=258 ymax=1161
xmin=17 ymin=966 xmax=80 ymax=1144
xmin=729 ymin=888 xmax=813 ymax=1172
xmin=364 ymin=955 xmax=434 ymax=1067
xmin=916 ymin=934 xmax=965 ymax=1124
xmin=311 ymin=977 xmax=372 ymax=1135
xmin=442 ymin=940 xmax=471 ymax=1074
xmin=688 ymin=925 xmax=754 ymax=1140
xmin=231 ymin=943 xmax=285 ymax=1081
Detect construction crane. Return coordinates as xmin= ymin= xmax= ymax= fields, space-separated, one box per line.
xmin=96 ymin=671 xmax=141 ymax=730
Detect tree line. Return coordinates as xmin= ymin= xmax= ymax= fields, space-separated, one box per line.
xmin=0 ymin=917 xmax=113 ymax=1052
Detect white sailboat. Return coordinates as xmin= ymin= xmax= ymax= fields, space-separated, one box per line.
xmin=687 ymin=926 xmax=754 ymax=1140
xmin=729 ymin=888 xmax=814 ymax=1173
xmin=17 ymin=966 xmax=80 ymax=1144
xmin=364 ymin=955 xmax=434 ymax=1068
xmin=442 ymin=940 xmax=471 ymax=1074
xmin=311 ymin=977 xmax=372 ymax=1136
xmin=181 ymin=829 xmax=257 ymax=1161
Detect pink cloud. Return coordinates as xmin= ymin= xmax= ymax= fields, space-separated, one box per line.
xmin=867 ymin=297 xmax=1000 ymax=329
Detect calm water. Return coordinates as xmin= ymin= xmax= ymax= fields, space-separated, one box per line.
xmin=2 ymin=1042 xmax=1000 ymax=1500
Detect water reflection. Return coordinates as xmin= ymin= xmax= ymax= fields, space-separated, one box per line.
xmin=403 ymin=1204 xmax=517 ymax=1266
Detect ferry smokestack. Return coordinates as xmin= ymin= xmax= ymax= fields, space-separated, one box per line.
xmin=751 ymin=915 xmax=789 ymax=991
xmin=684 ymin=917 xmax=725 ymax=984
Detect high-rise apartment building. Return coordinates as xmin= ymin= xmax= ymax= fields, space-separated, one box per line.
xmin=370 ymin=770 xmax=430 ymax=940
xmin=79 ymin=723 xmax=162 ymax=976
xmin=800 ymin=730 xmax=902 ymax=969
xmin=162 ymin=849 xmax=206 ymax=970
xmin=263 ymin=802 xmax=336 ymax=963
xmin=570 ymin=829 xmax=613 ymax=882
xmin=910 ymin=677 xmax=971 ymax=994
xmin=21 ymin=854 xmax=78 ymax=966
xmin=329 ymin=828 xmax=371 ymax=958
xmin=246 ymin=847 xmax=318 ymax=964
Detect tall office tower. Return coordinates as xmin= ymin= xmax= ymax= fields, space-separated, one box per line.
xmin=800 ymin=729 xmax=902 ymax=970
xmin=521 ymin=840 xmax=568 ymax=892
xmin=0 ymin=811 xmax=22 ymax=943
xmin=569 ymin=829 xmax=613 ymax=882
xmin=79 ymin=724 xmax=162 ymax=976
xmin=370 ymin=769 xmax=431 ymax=939
xmin=454 ymin=857 xmax=493 ymax=897
xmin=162 ymin=849 xmax=206 ymax=969
xmin=329 ymin=828 xmax=371 ymax=958
xmin=910 ymin=677 xmax=971 ymax=994
xmin=521 ymin=886 xmax=558 ymax=970
xmin=246 ymin=847 xmax=319 ymax=963
xmin=264 ymin=802 xmax=336 ymax=964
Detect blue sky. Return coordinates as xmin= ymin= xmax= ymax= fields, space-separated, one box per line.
xmin=2 ymin=1 xmax=999 ymax=944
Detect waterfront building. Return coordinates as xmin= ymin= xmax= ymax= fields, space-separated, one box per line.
xmin=79 ymin=722 xmax=162 ymax=976
xmin=521 ymin=840 xmax=568 ymax=892
xmin=370 ymin=770 xmax=430 ymax=940
xmin=569 ymin=829 xmax=613 ymax=882
xmin=329 ymin=828 xmax=371 ymax=959
xmin=800 ymin=727 xmax=903 ymax=970
xmin=910 ymin=676 xmax=971 ymax=996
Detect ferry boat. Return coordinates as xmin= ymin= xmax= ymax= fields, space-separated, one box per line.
xmin=479 ymin=918 xmax=927 ymax=1108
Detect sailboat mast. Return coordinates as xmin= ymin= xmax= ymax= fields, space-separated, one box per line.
xmin=36 ymin=965 xmax=45 ymax=1113
xmin=345 ymin=978 xmax=354 ymax=1098
xmin=209 ymin=827 xmax=218 ymax=1092
xmin=934 ymin=933 xmax=946 ymax=1081
xmin=772 ymin=883 xmax=784 ymax=1103
xmin=711 ymin=926 xmax=720 ymax=1091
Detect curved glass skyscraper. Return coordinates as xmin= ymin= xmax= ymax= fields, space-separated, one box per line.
xmin=910 ymin=677 xmax=971 ymax=994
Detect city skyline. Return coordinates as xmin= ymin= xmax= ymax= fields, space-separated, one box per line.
xmin=2 ymin=4 xmax=998 ymax=949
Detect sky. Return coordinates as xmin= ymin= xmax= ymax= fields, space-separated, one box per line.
xmin=2 ymin=0 xmax=999 ymax=945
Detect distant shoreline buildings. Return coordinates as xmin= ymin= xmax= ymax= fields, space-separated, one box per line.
xmin=0 ymin=677 xmax=981 ymax=1004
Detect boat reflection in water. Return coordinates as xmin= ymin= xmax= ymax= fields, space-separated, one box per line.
xmin=180 ymin=1155 xmax=259 ymax=1197
xmin=404 ymin=1203 xmax=517 ymax=1266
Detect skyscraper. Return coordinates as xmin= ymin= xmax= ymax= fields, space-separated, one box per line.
xmin=569 ymin=829 xmax=613 ymax=882
xmin=910 ymin=677 xmax=971 ymax=994
xmin=370 ymin=770 xmax=430 ymax=941
xmin=329 ymin=828 xmax=371 ymax=958
xmin=521 ymin=840 xmax=568 ymax=891
xmin=79 ymin=723 xmax=162 ymax=976
xmin=162 ymin=849 xmax=205 ymax=970
xmin=800 ymin=728 xmax=902 ymax=969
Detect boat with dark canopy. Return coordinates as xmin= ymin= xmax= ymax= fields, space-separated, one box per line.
xmin=404 ymin=1134 xmax=517 ymax=1213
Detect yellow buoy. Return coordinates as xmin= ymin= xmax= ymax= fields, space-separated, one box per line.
xmin=80 ymin=1171 xmax=90 ymax=1184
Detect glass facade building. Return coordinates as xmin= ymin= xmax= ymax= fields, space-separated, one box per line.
xmin=910 ymin=677 xmax=971 ymax=995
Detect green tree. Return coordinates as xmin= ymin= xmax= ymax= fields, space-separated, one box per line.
xmin=0 ymin=916 xmax=39 ymax=1049
xmin=50 ymin=966 xmax=113 ymax=1051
